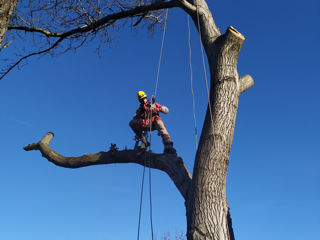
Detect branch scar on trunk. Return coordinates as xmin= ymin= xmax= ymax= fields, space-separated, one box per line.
xmin=24 ymin=132 xmax=192 ymax=200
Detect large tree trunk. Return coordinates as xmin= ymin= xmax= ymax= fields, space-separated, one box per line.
xmin=0 ymin=0 xmax=18 ymax=46
xmin=185 ymin=1 xmax=246 ymax=239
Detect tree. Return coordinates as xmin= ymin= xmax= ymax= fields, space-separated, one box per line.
xmin=6 ymin=0 xmax=254 ymax=239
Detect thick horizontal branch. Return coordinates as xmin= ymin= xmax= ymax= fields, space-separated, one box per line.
xmin=24 ymin=132 xmax=192 ymax=200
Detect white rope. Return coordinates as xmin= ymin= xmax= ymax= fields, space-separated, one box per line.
xmin=196 ymin=7 xmax=214 ymax=126
xmin=154 ymin=9 xmax=169 ymax=98
xmin=137 ymin=9 xmax=169 ymax=240
xmin=187 ymin=15 xmax=198 ymax=150
xmin=147 ymin=10 xmax=169 ymax=239
xmin=148 ymin=10 xmax=169 ymax=238
xmin=137 ymin=157 xmax=146 ymax=240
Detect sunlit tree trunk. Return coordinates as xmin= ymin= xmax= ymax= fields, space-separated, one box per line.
xmin=185 ymin=1 xmax=245 ymax=239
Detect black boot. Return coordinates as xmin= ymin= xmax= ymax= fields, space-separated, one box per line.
xmin=162 ymin=135 xmax=176 ymax=154
xmin=164 ymin=142 xmax=176 ymax=154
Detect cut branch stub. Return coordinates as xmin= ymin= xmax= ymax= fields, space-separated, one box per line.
xmin=240 ymin=74 xmax=254 ymax=93
xmin=24 ymin=132 xmax=192 ymax=200
xmin=227 ymin=26 xmax=245 ymax=41
xmin=226 ymin=27 xmax=254 ymax=94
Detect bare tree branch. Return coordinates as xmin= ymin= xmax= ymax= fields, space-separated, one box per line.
xmin=0 ymin=37 xmax=63 ymax=80
xmin=177 ymin=0 xmax=197 ymax=13
xmin=8 ymin=25 xmax=62 ymax=37
xmin=24 ymin=132 xmax=192 ymax=200
xmin=2 ymin=0 xmax=186 ymax=80
xmin=8 ymin=1 xmax=180 ymax=37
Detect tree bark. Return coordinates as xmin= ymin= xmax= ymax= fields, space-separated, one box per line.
xmin=0 ymin=0 xmax=18 ymax=46
xmin=183 ymin=1 xmax=251 ymax=239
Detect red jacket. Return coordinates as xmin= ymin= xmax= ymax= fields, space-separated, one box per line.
xmin=135 ymin=100 xmax=163 ymax=127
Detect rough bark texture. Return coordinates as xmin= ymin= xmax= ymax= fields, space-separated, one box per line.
xmin=185 ymin=0 xmax=249 ymax=239
xmin=0 ymin=0 xmax=18 ymax=46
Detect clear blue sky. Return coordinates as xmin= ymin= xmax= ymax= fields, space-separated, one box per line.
xmin=1 ymin=0 xmax=319 ymax=239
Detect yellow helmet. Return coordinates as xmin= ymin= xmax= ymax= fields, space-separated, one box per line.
xmin=137 ymin=91 xmax=147 ymax=100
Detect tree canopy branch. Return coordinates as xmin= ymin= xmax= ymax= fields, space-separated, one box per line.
xmin=7 ymin=25 xmax=62 ymax=37
xmin=3 ymin=0 xmax=188 ymax=81
xmin=8 ymin=1 xmax=181 ymax=38
xmin=24 ymin=132 xmax=192 ymax=200
xmin=0 ymin=37 xmax=63 ymax=80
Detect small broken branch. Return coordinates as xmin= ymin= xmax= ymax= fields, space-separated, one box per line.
xmin=240 ymin=74 xmax=254 ymax=93
xmin=24 ymin=132 xmax=192 ymax=200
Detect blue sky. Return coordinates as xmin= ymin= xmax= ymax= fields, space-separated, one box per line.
xmin=1 ymin=0 xmax=319 ymax=239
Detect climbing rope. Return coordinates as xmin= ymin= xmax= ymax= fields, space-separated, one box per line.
xmin=136 ymin=131 xmax=155 ymax=240
xmin=146 ymin=9 xmax=169 ymax=239
xmin=148 ymin=9 xmax=169 ymax=238
xmin=154 ymin=9 xmax=169 ymax=99
xmin=147 ymin=132 xmax=154 ymax=240
xmin=137 ymin=9 xmax=169 ymax=240
xmin=187 ymin=15 xmax=198 ymax=150
xmin=137 ymin=160 xmax=146 ymax=240
xmin=186 ymin=8 xmax=215 ymax=152
xmin=196 ymin=7 xmax=214 ymax=126
xmin=137 ymin=7 xmax=215 ymax=240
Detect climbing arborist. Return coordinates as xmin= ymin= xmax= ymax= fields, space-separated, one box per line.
xmin=129 ymin=90 xmax=176 ymax=154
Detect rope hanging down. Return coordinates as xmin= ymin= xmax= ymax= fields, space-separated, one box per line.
xmin=137 ymin=158 xmax=146 ymax=240
xmin=154 ymin=9 xmax=169 ymax=99
xmin=196 ymin=7 xmax=214 ymax=126
xmin=137 ymin=9 xmax=169 ymax=240
xmin=187 ymin=8 xmax=215 ymax=152
xmin=187 ymin=15 xmax=198 ymax=150
xmin=137 ymin=131 xmax=154 ymax=240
